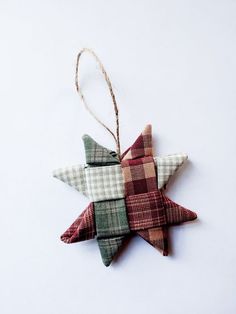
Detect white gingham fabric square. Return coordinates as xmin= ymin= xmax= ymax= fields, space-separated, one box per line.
xmin=53 ymin=165 xmax=88 ymax=197
xmin=85 ymin=164 xmax=125 ymax=201
xmin=154 ymin=154 xmax=187 ymax=189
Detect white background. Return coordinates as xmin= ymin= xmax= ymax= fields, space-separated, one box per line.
xmin=0 ymin=1 xmax=236 ymax=314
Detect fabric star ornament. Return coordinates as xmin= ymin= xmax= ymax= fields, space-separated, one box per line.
xmin=53 ymin=124 xmax=197 ymax=266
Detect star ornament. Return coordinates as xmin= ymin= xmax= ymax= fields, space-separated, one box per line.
xmin=53 ymin=125 xmax=197 ymax=266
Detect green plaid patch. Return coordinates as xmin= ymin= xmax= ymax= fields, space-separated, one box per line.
xmin=94 ymin=199 xmax=130 ymax=238
xmin=97 ymin=236 xmax=125 ymax=267
xmin=83 ymin=134 xmax=119 ymax=165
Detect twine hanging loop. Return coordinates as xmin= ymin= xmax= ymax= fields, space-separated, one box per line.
xmin=75 ymin=48 xmax=121 ymax=158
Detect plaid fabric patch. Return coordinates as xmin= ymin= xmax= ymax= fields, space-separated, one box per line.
xmin=122 ymin=124 xmax=152 ymax=160
xmin=85 ymin=164 xmax=124 ymax=201
xmin=97 ymin=236 xmax=126 ymax=267
xmin=83 ymin=134 xmax=119 ymax=165
xmin=53 ymin=164 xmax=87 ymax=197
xmin=154 ymin=154 xmax=188 ymax=189
xmin=162 ymin=194 xmax=197 ymax=225
xmin=121 ymin=156 xmax=157 ymax=195
xmin=94 ymin=199 xmax=130 ymax=238
xmin=125 ymin=190 xmax=167 ymax=230
xmin=137 ymin=226 xmax=169 ymax=256
xmin=60 ymin=203 xmax=96 ymax=243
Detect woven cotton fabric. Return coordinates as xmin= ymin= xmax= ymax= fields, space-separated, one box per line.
xmin=94 ymin=199 xmax=130 ymax=238
xmin=137 ymin=226 xmax=169 ymax=256
xmin=53 ymin=164 xmax=87 ymax=197
xmin=97 ymin=236 xmax=126 ymax=267
xmin=126 ymin=191 xmax=167 ymax=230
xmin=61 ymin=202 xmax=96 ymax=243
xmin=120 ymin=125 xmax=171 ymax=256
xmin=154 ymin=154 xmax=188 ymax=189
xmin=52 ymin=155 xmax=188 ymax=199
xmin=121 ymin=156 xmax=157 ymax=195
xmin=122 ymin=125 xmax=152 ymax=160
xmin=163 ymin=194 xmax=197 ymax=224
xmin=85 ymin=164 xmax=124 ymax=201
xmin=83 ymin=134 xmax=119 ymax=165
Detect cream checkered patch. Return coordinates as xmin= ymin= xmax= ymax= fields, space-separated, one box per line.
xmin=85 ymin=164 xmax=125 ymax=201
xmin=53 ymin=165 xmax=88 ymax=197
xmin=154 ymin=154 xmax=188 ymax=189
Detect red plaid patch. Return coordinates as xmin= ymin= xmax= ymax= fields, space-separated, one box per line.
xmin=162 ymin=195 xmax=197 ymax=225
xmin=122 ymin=124 xmax=152 ymax=160
xmin=137 ymin=226 xmax=169 ymax=256
xmin=61 ymin=203 xmax=96 ymax=243
xmin=125 ymin=190 xmax=167 ymax=230
xmin=121 ymin=156 xmax=157 ymax=195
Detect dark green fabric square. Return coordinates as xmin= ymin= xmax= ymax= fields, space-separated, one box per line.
xmin=83 ymin=134 xmax=119 ymax=165
xmin=97 ymin=236 xmax=125 ymax=267
xmin=94 ymin=199 xmax=130 ymax=238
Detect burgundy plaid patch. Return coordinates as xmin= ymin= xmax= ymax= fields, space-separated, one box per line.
xmin=137 ymin=226 xmax=169 ymax=256
xmin=122 ymin=124 xmax=153 ymax=160
xmin=121 ymin=156 xmax=157 ymax=195
xmin=61 ymin=202 xmax=96 ymax=243
xmin=125 ymin=190 xmax=167 ymax=230
xmin=162 ymin=194 xmax=197 ymax=225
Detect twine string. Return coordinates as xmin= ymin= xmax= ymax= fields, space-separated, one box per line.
xmin=75 ymin=48 xmax=121 ymax=158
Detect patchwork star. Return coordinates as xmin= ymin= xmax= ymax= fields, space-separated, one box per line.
xmin=53 ymin=125 xmax=197 ymax=266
